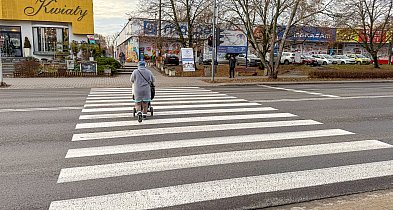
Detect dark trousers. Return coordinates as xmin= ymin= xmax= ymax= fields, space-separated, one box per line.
xmin=229 ymin=68 xmax=235 ymax=78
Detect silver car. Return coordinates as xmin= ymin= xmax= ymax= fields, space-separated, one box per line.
xmin=236 ymin=54 xmax=261 ymax=67
xmin=332 ymin=55 xmax=356 ymax=64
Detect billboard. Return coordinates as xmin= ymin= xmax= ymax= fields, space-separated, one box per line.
xmin=217 ymin=30 xmax=247 ymax=54
xmin=280 ymin=26 xmax=336 ymax=42
xmin=0 ymin=0 xmax=94 ymax=34
xmin=144 ymin=21 xmax=157 ymax=35
xmin=181 ymin=48 xmax=195 ymax=72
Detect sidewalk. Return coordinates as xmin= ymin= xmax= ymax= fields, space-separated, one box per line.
xmin=1 ymin=66 xmax=393 ymax=209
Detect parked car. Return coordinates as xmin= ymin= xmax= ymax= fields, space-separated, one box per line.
xmin=236 ymin=53 xmax=261 ymax=67
xmin=311 ymin=54 xmax=333 ymax=65
xmin=300 ymin=55 xmax=319 ymax=66
xmin=332 ymin=55 xmax=356 ymax=64
xmin=163 ymin=54 xmax=180 ymax=65
xmin=345 ymin=54 xmax=371 ymax=65
xmin=281 ymin=52 xmax=295 ymax=65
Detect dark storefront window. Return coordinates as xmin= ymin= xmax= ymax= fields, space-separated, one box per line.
xmin=0 ymin=26 xmax=22 ymax=57
xmin=33 ymin=27 xmax=69 ymax=55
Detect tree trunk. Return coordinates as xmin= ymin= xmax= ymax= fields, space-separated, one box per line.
xmin=372 ymin=54 xmax=380 ymax=68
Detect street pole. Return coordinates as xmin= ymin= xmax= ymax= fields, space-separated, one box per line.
xmin=158 ymin=0 xmax=162 ymax=66
xmin=211 ymin=0 xmax=217 ymax=81
xmin=0 ymin=49 xmax=3 ymax=86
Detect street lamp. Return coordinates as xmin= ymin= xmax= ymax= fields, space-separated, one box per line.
xmin=0 ymin=47 xmax=3 ymax=86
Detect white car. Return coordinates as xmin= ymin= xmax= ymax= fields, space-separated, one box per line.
xmin=332 ymin=55 xmax=356 ymax=64
xmin=311 ymin=54 xmax=332 ymax=65
xmin=281 ymin=52 xmax=295 ymax=65
xmin=237 ymin=54 xmax=261 ymax=67
xmin=319 ymin=54 xmax=339 ymax=64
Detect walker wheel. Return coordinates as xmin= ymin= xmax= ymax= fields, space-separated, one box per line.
xmin=150 ymin=107 xmax=154 ymax=116
xmin=133 ymin=108 xmax=136 ymax=117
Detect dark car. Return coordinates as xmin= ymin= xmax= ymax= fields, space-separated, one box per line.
xmin=164 ymin=54 xmax=180 ymax=65
xmin=301 ymin=55 xmax=319 ymax=66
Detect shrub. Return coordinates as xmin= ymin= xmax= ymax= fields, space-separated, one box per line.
xmin=14 ymin=59 xmax=41 ymax=76
xmin=308 ymin=68 xmax=393 ymax=79
xmin=23 ymin=37 xmax=31 ymax=48
xmin=96 ymin=57 xmax=121 ymax=73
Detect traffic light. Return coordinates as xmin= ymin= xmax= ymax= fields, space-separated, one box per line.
xmin=207 ymin=35 xmax=213 ymax=47
xmin=216 ymin=27 xmax=224 ymax=46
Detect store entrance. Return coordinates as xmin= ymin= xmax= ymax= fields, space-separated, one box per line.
xmin=0 ymin=26 xmax=22 ymax=57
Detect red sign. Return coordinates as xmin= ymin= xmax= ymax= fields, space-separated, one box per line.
xmin=358 ymin=30 xmax=387 ymax=43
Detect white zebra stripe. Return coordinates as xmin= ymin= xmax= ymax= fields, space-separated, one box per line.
xmin=81 ymin=102 xmax=261 ymax=113
xmin=83 ymin=99 xmax=247 ymax=107
xmin=72 ymin=120 xmax=322 ymax=141
xmin=75 ymin=113 xmax=297 ymax=129
xmin=86 ymin=93 xmax=229 ymax=100
xmin=50 ymin=159 xmax=393 ymax=210
xmin=79 ymin=107 xmax=277 ymax=120
xmin=84 ymin=96 xmax=238 ymax=103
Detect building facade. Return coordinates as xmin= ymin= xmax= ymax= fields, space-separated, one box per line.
xmin=0 ymin=0 xmax=94 ymax=59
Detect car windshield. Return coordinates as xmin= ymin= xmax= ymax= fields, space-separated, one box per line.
xmin=324 ymin=55 xmax=333 ymax=59
xmin=356 ymin=54 xmax=367 ymax=58
xmin=334 ymin=55 xmax=344 ymax=59
xmin=247 ymin=54 xmax=259 ymax=58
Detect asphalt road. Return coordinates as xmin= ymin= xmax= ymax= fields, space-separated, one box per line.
xmin=1 ymin=83 xmax=393 ymax=210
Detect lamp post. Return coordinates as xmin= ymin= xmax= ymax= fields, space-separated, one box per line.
xmin=0 ymin=48 xmax=3 ymax=86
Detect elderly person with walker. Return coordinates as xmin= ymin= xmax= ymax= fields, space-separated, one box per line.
xmin=130 ymin=61 xmax=155 ymax=122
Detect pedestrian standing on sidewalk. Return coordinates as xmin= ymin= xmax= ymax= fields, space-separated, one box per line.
xmin=119 ymin=52 xmax=126 ymax=67
xmin=229 ymin=54 xmax=236 ymax=78
xmin=130 ymin=61 xmax=155 ymax=121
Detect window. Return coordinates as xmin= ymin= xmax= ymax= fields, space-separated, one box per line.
xmin=0 ymin=26 xmax=22 ymax=57
xmin=33 ymin=27 xmax=69 ymax=55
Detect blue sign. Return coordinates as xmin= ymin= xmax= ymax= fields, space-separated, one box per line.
xmin=279 ymin=26 xmax=336 ymax=42
xmin=217 ymin=46 xmax=247 ymax=54
xmin=144 ymin=21 xmax=157 ymax=35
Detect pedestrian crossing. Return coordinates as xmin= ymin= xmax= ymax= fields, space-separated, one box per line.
xmin=49 ymin=87 xmax=393 ymax=210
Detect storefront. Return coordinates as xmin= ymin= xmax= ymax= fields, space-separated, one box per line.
xmin=0 ymin=0 xmax=94 ymax=59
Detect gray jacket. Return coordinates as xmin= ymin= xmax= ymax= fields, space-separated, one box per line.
xmin=130 ymin=66 xmax=155 ymax=100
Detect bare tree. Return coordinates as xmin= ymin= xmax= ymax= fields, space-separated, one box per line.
xmin=138 ymin=0 xmax=212 ymax=48
xmin=334 ymin=0 xmax=393 ymax=68
xmin=223 ymin=0 xmax=331 ymax=79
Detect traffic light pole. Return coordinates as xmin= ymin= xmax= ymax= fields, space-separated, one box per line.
xmin=211 ymin=0 xmax=217 ymax=81
xmin=0 ymin=49 xmax=3 ymax=86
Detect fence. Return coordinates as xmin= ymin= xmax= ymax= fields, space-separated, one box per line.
xmin=13 ymin=71 xmax=111 ymax=78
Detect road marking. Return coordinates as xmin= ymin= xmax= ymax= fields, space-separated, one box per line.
xmin=81 ymin=102 xmax=261 ymax=113
xmin=58 ymin=140 xmax=391 ymax=183
xmin=0 ymin=106 xmax=83 ymax=113
xmin=75 ymin=113 xmax=297 ymax=129
xmin=90 ymin=87 xmax=201 ymax=91
xmin=89 ymin=90 xmax=213 ymax=95
xmin=66 ymin=129 xmax=354 ymax=158
xmin=86 ymin=93 xmax=229 ymax=100
xmin=253 ymin=95 xmax=393 ymax=103
xmin=49 ymin=160 xmax=393 ymax=210
xmin=83 ymin=99 xmax=247 ymax=107
xmin=87 ymin=92 xmax=221 ymax=97
xmin=84 ymin=96 xmax=238 ymax=103
xmin=72 ymin=120 xmax=322 ymax=141
xmin=260 ymin=85 xmax=340 ymax=98
xmin=79 ymin=107 xmax=278 ymax=120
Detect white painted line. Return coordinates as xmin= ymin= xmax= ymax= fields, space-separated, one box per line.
xmin=90 ymin=90 xmax=212 ymax=95
xmin=86 ymin=93 xmax=229 ymax=100
xmin=66 ymin=129 xmax=354 ymax=158
xmin=84 ymin=96 xmax=237 ymax=103
xmin=75 ymin=113 xmax=297 ymax=129
xmin=87 ymin=92 xmax=220 ymax=97
xmin=58 ymin=140 xmax=391 ymax=183
xmin=81 ymin=102 xmax=261 ymax=113
xmin=79 ymin=107 xmax=277 ymax=120
xmin=50 ymin=159 xmax=393 ymax=210
xmin=72 ymin=120 xmax=322 ymax=141
xmin=90 ymin=87 xmax=201 ymax=91
xmin=253 ymin=95 xmax=393 ymax=103
xmin=0 ymin=106 xmax=82 ymax=113
xmin=260 ymin=85 xmax=340 ymax=98
xmin=83 ymin=99 xmax=246 ymax=107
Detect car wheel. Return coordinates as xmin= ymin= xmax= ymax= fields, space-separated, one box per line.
xmin=341 ymin=61 xmax=345 ymax=65
xmin=323 ymin=61 xmax=327 ymax=65
xmin=357 ymin=61 xmax=361 ymax=65
xmin=284 ymin=60 xmax=289 ymax=65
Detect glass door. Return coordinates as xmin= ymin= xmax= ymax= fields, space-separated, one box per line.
xmin=0 ymin=26 xmax=22 ymax=57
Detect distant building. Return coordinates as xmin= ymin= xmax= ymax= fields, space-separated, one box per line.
xmin=0 ymin=0 xmax=94 ymax=59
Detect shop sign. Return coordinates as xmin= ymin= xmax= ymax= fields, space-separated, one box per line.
xmin=280 ymin=26 xmax=336 ymax=42
xmin=0 ymin=0 xmax=94 ymax=34
xmin=181 ymin=48 xmax=195 ymax=72
xmin=217 ymin=30 xmax=247 ymax=54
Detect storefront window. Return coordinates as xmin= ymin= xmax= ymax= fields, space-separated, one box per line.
xmin=33 ymin=27 xmax=69 ymax=55
xmin=0 ymin=26 xmax=22 ymax=57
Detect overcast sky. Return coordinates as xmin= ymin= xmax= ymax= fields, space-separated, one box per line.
xmin=93 ymin=0 xmax=138 ymax=36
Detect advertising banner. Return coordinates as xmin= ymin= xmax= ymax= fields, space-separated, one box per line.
xmin=280 ymin=26 xmax=336 ymax=42
xmin=144 ymin=21 xmax=157 ymax=35
xmin=0 ymin=0 xmax=94 ymax=34
xmin=217 ymin=30 xmax=247 ymax=54
xmin=181 ymin=48 xmax=195 ymax=72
